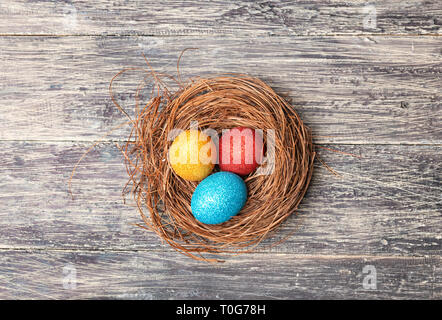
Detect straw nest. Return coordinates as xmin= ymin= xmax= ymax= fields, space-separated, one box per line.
xmin=111 ymin=68 xmax=315 ymax=262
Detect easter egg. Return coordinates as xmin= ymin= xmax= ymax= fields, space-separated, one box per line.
xmin=169 ymin=129 xmax=216 ymax=181
xmin=191 ymin=172 xmax=247 ymax=224
xmin=219 ymin=127 xmax=264 ymax=176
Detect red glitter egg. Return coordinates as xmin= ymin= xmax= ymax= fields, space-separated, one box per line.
xmin=219 ymin=127 xmax=264 ymax=176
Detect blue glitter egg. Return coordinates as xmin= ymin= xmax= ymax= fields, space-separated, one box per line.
xmin=191 ymin=171 xmax=247 ymax=224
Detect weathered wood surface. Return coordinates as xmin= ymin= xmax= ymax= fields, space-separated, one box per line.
xmin=0 ymin=1 xmax=441 ymax=300
xmin=0 ymin=250 xmax=440 ymax=299
xmin=0 ymin=142 xmax=440 ymax=257
xmin=0 ymin=36 xmax=440 ymax=144
xmin=0 ymin=0 xmax=440 ymax=36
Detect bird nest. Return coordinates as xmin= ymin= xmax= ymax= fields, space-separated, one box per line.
xmin=110 ymin=65 xmax=315 ymax=262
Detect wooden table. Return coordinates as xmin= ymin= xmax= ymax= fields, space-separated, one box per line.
xmin=0 ymin=1 xmax=440 ymax=299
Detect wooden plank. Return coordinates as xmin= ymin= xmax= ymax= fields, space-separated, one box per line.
xmin=0 ymin=1 xmax=440 ymax=36
xmin=0 ymin=250 xmax=439 ymax=299
xmin=0 ymin=141 xmax=440 ymax=257
xmin=0 ymin=36 xmax=440 ymax=144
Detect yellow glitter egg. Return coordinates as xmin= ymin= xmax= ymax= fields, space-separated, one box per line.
xmin=168 ymin=129 xmax=216 ymax=181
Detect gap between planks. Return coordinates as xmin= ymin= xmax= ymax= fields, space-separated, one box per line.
xmin=0 ymin=33 xmax=441 ymax=37
xmin=0 ymin=247 xmax=440 ymax=262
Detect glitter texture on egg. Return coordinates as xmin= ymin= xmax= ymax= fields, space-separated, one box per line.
xmin=168 ymin=129 xmax=216 ymax=181
xmin=219 ymin=127 xmax=264 ymax=176
xmin=191 ymin=171 xmax=248 ymax=225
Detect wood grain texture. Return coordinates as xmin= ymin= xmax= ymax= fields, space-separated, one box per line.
xmin=0 ymin=142 xmax=440 ymax=257
xmin=0 ymin=1 xmax=441 ymax=300
xmin=0 ymin=250 xmax=439 ymax=299
xmin=0 ymin=36 xmax=440 ymax=144
xmin=0 ymin=0 xmax=440 ymax=36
